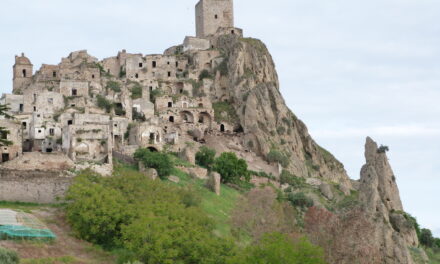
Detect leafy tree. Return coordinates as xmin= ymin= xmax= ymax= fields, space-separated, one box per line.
xmin=195 ymin=146 xmax=216 ymax=169
xmin=0 ymin=104 xmax=13 ymax=146
xmin=122 ymin=207 xmax=235 ymax=264
xmin=287 ymin=192 xmax=314 ymax=209
xmin=134 ymin=148 xmax=174 ymax=179
xmin=0 ymin=247 xmax=19 ymax=264
xmin=420 ymin=229 xmax=435 ymax=248
xmin=434 ymin=238 xmax=440 ymax=249
xmin=65 ymin=170 xmax=132 ymax=248
xmin=198 ymin=69 xmax=212 ymax=80
xmin=213 ymin=152 xmax=250 ymax=184
xmin=267 ymin=149 xmax=290 ymax=168
xmin=65 ymin=167 xmax=237 ymax=264
xmin=227 ymin=233 xmax=326 ymax=264
xmin=377 ymin=145 xmax=389 ymax=153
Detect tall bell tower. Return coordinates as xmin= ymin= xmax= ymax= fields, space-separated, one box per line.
xmin=196 ymin=0 xmax=234 ymax=38
xmin=13 ymin=53 xmax=33 ymax=94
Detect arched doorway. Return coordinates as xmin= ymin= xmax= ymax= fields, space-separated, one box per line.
xmin=220 ymin=124 xmax=225 ymax=132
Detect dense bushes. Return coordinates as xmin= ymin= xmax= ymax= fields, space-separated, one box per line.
xmin=0 ymin=247 xmax=19 ymax=264
xmin=134 ymin=148 xmax=174 ymax=179
xmin=227 ymin=233 xmax=326 ymax=264
xmin=287 ymin=192 xmax=314 ymax=209
xmin=65 ymin=168 xmax=234 ymax=263
xmin=106 ymin=81 xmax=122 ymax=93
xmin=213 ymin=152 xmax=250 ymax=184
xmin=280 ymin=170 xmax=306 ymax=188
xmin=195 ymin=146 xmax=216 ymax=170
xmin=96 ymin=95 xmax=113 ymax=113
xmin=267 ymin=149 xmax=290 ymax=168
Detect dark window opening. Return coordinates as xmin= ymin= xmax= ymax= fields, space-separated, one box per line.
xmin=114 ymin=124 xmax=118 ymax=127
xmin=72 ymin=88 xmax=77 ymax=96
xmin=53 ymin=71 xmax=57 ymax=78
xmin=38 ymin=130 xmax=42 ymax=133
xmin=46 ymin=148 xmax=53 ymax=153
xmin=37 ymin=114 xmax=40 ymax=117
xmin=198 ymin=117 xmax=203 ymax=123
xmin=167 ymin=61 xmax=170 ymax=65
xmin=68 ymin=120 xmax=73 ymax=125
xmin=19 ymin=104 xmax=23 ymax=112
xmin=139 ymin=62 xmax=143 ymax=68
xmin=149 ymin=133 xmax=155 ymax=141
xmin=198 ymin=103 xmax=203 ymax=108
xmin=147 ymin=147 xmax=158 ymax=152
xmin=33 ymin=106 xmax=36 ymax=112
xmin=49 ymin=128 xmax=55 ymax=136
xmin=135 ymin=73 xmax=139 ymax=79
xmin=215 ymin=14 xmax=218 ymax=19
xmin=167 ymin=72 xmax=171 ymax=77
xmin=71 ymin=104 xmax=75 ymax=107
xmin=152 ymin=61 xmax=157 ymax=68
xmin=180 ymin=89 xmax=184 ymax=94
xmin=22 ymin=122 xmax=26 ymax=128
xmin=168 ymin=102 xmax=173 ymax=108
xmin=0 ymin=131 xmax=7 ymax=140
xmin=231 ymin=30 xmax=235 ymax=34
xmin=149 ymin=86 xmax=153 ymax=91
xmin=211 ymin=45 xmax=214 ymax=49
xmin=169 ymin=116 xmax=174 ymax=122
xmin=2 ymin=153 xmax=9 ymax=162
xmin=220 ymin=124 xmax=225 ymax=132
xmin=176 ymin=61 xmax=179 ymax=67
xmin=92 ymin=74 xmax=95 ymax=79
xmin=22 ymin=69 xmax=27 ymax=77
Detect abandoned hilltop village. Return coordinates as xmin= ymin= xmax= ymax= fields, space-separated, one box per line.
xmin=0 ymin=0 xmax=430 ymax=263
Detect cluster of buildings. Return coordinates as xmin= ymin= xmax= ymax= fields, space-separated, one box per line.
xmin=0 ymin=0 xmax=243 ymax=165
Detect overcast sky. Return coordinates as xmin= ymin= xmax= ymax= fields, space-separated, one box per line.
xmin=0 ymin=0 xmax=438 ymax=236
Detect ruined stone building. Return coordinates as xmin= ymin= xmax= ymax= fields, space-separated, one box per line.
xmin=0 ymin=0 xmax=243 ymax=165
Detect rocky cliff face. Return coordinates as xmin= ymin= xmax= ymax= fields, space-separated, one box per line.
xmin=214 ymin=35 xmax=352 ymax=190
xmin=359 ymin=137 xmax=423 ymax=264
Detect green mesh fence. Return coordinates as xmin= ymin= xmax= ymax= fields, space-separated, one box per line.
xmin=0 ymin=210 xmax=56 ymax=241
xmin=0 ymin=225 xmax=56 ymax=240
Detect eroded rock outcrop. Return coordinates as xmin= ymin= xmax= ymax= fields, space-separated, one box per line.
xmin=214 ymin=35 xmax=352 ymax=189
xmin=359 ymin=137 xmax=422 ymax=264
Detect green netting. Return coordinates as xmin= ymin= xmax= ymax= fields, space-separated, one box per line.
xmin=0 ymin=225 xmax=56 ymax=240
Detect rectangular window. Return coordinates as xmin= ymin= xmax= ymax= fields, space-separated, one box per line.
xmin=49 ymin=128 xmax=55 ymax=136
xmin=72 ymin=89 xmax=77 ymax=96
xmin=139 ymin=62 xmax=143 ymax=68
xmin=152 ymin=61 xmax=157 ymax=68
xmin=168 ymin=72 xmax=171 ymax=77
xmin=19 ymin=104 xmax=23 ymax=112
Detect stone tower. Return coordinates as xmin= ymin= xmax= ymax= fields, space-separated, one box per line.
xmin=196 ymin=0 xmax=234 ymax=38
xmin=13 ymin=53 xmax=33 ymax=94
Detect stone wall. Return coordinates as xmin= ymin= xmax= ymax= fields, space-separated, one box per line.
xmin=0 ymin=169 xmax=73 ymax=204
xmin=196 ymin=0 xmax=234 ymax=38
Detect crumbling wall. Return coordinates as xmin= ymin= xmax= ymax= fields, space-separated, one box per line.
xmin=0 ymin=169 xmax=73 ymax=204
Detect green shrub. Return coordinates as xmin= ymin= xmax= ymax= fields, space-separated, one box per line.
xmin=119 ymin=66 xmax=126 ymax=78
xmin=212 ymin=102 xmax=239 ymax=124
xmin=198 ymin=69 xmax=212 ymax=80
xmin=0 ymin=247 xmax=19 ymax=264
xmin=280 ymin=170 xmax=305 ymax=188
xmin=66 ymin=167 xmax=236 ymax=263
xmin=227 ymin=232 xmax=326 ymax=264
xmin=149 ymin=88 xmax=162 ymax=103
xmin=96 ymin=95 xmax=113 ymax=113
xmin=213 ymin=152 xmax=250 ymax=184
xmin=131 ymin=83 xmax=142 ymax=99
xmin=106 ymin=81 xmax=121 ymax=93
xmin=195 ymin=146 xmax=216 ymax=169
xmin=287 ymin=192 xmax=314 ymax=209
xmin=377 ymin=145 xmax=389 ymax=153
xmin=134 ymin=148 xmax=174 ymax=179
xmin=420 ymin=228 xmax=435 ymax=248
xmin=267 ymin=149 xmax=290 ymax=168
